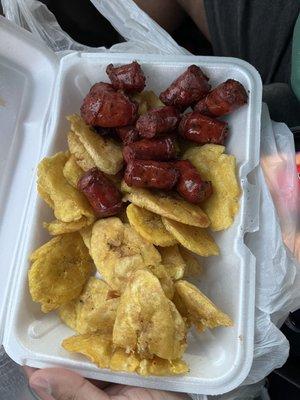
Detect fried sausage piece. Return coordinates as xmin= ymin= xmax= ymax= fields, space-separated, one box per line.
xmin=123 ymin=137 xmax=177 ymax=163
xmin=194 ymin=79 xmax=248 ymax=117
xmin=124 ymin=160 xmax=179 ymax=190
xmin=159 ymin=65 xmax=211 ymax=110
xmin=81 ymin=82 xmax=138 ymax=128
xmin=106 ymin=61 xmax=146 ymax=93
xmin=179 ymin=112 xmax=228 ymax=145
xmin=136 ymin=106 xmax=180 ymax=138
xmin=78 ymin=167 xmax=122 ymax=217
xmin=115 ymin=126 xmax=139 ymax=145
xmin=175 ymin=160 xmax=212 ymax=204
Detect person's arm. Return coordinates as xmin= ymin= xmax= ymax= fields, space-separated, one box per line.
xmin=177 ymin=0 xmax=210 ymax=40
xmin=133 ymin=0 xmax=210 ymax=41
xmin=291 ymin=14 xmax=300 ymax=101
xmin=133 ymin=0 xmax=185 ymax=33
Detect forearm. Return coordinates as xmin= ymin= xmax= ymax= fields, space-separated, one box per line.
xmin=177 ymin=0 xmax=210 ymax=40
xmin=133 ymin=0 xmax=185 ymax=32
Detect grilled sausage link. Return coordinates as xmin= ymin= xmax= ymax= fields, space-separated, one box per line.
xmin=116 ymin=125 xmax=139 ymax=145
xmin=136 ymin=106 xmax=180 ymax=138
xmin=80 ymin=82 xmax=138 ymax=128
xmin=194 ymin=79 xmax=248 ymax=117
xmin=159 ymin=65 xmax=211 ymax=110
xmin=106 ymin=61 xmax=146 ymax=93
xmin=124 ymin=160 xmax=179 ymax=190
xmin=78 ymin=167 xmax=123 ymax=217
xmin=123 ymin=137 xmax=177 ymax=163
xmin=175 ymin=160 xmax=212 ymax=204
xmin=179 ymin=111 xmax=228 ymax=145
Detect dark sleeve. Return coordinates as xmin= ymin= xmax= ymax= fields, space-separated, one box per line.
xmin=204 ymin=0 xmax=300 ymax=84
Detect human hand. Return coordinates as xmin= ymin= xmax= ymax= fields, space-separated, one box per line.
xmin=25 ymin=367 xmax=190 ymax=400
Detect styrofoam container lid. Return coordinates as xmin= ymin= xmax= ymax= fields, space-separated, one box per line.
xmin=0 ymin=16 xmax=262 ymax=396
xmin=0 ymin=16 xmax=58 ymax=341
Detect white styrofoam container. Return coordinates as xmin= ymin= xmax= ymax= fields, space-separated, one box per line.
xmin=0 ymin=17 xmax=262 ymax=396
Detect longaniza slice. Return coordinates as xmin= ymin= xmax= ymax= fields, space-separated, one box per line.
xmin=162 ymin=217 xmax=219 ymax=256
xmin=121 ymin=181 xmax=210 ymax=228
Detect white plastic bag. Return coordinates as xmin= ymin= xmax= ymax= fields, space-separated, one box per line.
xmin=191 ymin=106 xmax=300 ymax=399
xmin=2 ymin=0 xmax=188 ymax=54
xmin=2 ymin=1 xmax=300 ymax=398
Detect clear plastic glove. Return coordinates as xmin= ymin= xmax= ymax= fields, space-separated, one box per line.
xmin=25 ymin=367 xmax=189 ymax=400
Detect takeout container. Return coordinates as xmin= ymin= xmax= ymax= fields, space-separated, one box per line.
xmin=0 ymin=17 xmax=262 ymax=395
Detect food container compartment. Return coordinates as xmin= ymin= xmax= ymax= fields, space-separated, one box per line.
xmin=0 ymin=18 xmax=262 ymax=395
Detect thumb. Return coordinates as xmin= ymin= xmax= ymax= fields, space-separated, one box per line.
xmin=29 ymin=368 xmax=110 ymax=400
